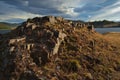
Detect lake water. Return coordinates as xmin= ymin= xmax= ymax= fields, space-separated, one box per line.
xmin=0 ymin=30 xmax=11 ymax=34
xmin=95 ymin=27 xmax=120 ymax=33
xmin=0 ymin=28 xmax=120 ymax=34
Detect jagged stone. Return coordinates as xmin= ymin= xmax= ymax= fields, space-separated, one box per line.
xmin=53 ymin=31 xmax=66 ymax=55
xmin=87 ymin=25 xmax=95 ymax=32
xmin=42 ymin=16 xmax=57 ymax=24
xmin=9 ymin=37 xmax=26 ymax=45
xmin=9 ymin=46 xmax=15 ymax=52
xmin=55 ymin=16 xmax=64 ymax=22
xmin=26 ymin=22 xmax=34 ymax=28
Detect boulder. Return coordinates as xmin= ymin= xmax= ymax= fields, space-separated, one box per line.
xmin=55 ymin=16 xmax=64 ymax=22
xmin=9 ymin=46 xmax=15 ymax=52
xmin=9 ymin=37 xmax=26 ymax=45
xmin=42 ymin=16 xmax=56 ymax=24
xmin=87 ymin=25 xmax=95 ymax=32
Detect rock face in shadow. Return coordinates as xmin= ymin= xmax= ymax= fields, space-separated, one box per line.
xmin=0 ymin=16 xmax=120 ymax=80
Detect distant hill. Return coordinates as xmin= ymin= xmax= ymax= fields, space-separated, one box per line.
xmin=68 ymin=20 xmax=120 ymax=28
xmin=0 ymin=22 xmax=20 ymax=29
xmin=1 ymin=20 xmax=119 ymax=30
xmin=89 ymin=20 xmax=120 ymax=28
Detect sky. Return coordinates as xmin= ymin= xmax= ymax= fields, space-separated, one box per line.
xmin=0 ymin=0 xmax=120 ymax=23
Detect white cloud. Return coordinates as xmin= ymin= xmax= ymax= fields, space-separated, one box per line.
xmin=58 ymin=7 xmax=79 ymax=17
xmin=90 ymin=0 xmax=120 ymax=21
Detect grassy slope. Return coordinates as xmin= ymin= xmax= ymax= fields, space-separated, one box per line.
xmin=102 ymin=32 xmax=120 ymax=79
xmin=103 ymin=32 xmax=120 ymax=50
xmin=0 ymin=22 xmax=18 ymax=29
xmin=0 ymin=23 xmax=11 ymax=29
xmin=42 ymin=27 xmax=120 ymax=79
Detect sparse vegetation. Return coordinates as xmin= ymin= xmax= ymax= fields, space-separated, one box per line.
xmin=0 ymin=22 xmax=18 ymax=29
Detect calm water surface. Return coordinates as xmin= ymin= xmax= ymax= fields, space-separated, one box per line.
xmin=95 ymin=27 xmax=120 ymax=33
xmin=0 ymin=30 xmax=11 ymax=34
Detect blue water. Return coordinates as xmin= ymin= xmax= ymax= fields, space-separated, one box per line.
xmin=95 ymin=27 xmax=120 ymax=33
xmin=0 ymin=30 xmax=11 ymax=34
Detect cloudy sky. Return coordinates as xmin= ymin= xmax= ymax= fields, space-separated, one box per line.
xmin=0 ymin=0 xmax=120 ymax=23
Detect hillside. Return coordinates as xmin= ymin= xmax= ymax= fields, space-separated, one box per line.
xmin=0 ymin=22 xmax=19 ymax=29
xmin=0 ymin=16 xmax=120 ymax=80
xmin=89 ymin=20 xmax=120 ymax=28
xmin=104 ymin=32 xmax=120 ymax=48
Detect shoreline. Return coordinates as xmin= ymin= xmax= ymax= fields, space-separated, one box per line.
xmin=0 ymin=29 xmax=11 ymax=30
xmin=103 ymin=32 xmax=120 ymax=34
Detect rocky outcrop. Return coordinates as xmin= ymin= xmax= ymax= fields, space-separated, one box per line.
xmin=9 ymin=37 xmax=26 ymax=45
xmin=1 ymin=16 xmax=120 ymax=80
xmin=0 ymin=16 xmax=96 ymax=80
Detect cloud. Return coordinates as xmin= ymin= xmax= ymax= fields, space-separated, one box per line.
xmin=3 ymin=0 xmax=81 ymax=16
xmin=4 ymin=18 xmax=25 ymax=23
xmin=0 ymin=0 xmax=82 ymax=22
xmin=0 ymin=0 xmax=120 ymax=22
xmin=89 ymin=0 xmax=120 ymax=21
xmin=0 ymin=1 xmax=42 ymax=22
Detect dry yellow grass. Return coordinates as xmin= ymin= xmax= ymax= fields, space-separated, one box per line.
xmin=103 ymin=32 xmax=120 ymax=46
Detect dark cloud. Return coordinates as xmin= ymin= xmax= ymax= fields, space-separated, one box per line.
xmin=74 ymin=5 xmax=102 ymax=13
xmin=0 ymin=12 xmax=5 ymax=15
xmin=3 ymin=0 xmax=78 ymax=15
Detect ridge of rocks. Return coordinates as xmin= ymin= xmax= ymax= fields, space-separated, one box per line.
xmin=0 ymin=16 xmax=120 ymax=80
